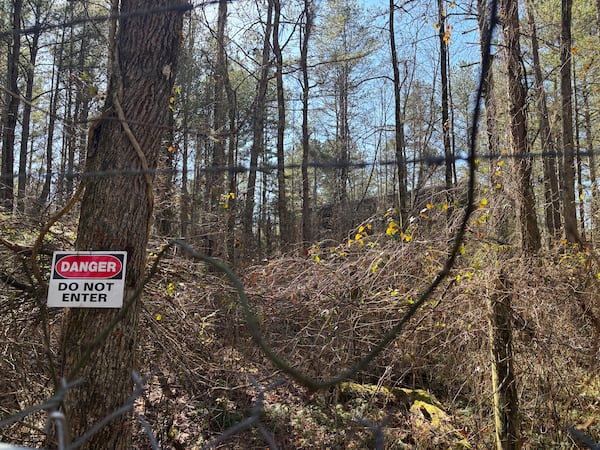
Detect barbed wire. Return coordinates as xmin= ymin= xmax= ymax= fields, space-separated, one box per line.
xmin=0 ymin=148 xmax=593 ymax=184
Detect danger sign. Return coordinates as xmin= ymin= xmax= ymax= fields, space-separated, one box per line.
xmin=47 ymin=251 xmax=127 ymax=308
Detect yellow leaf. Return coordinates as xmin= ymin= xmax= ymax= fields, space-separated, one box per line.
xmin=386 ymin=221 xmax=399 ymax=236
xmin=156 ymin=314 xmax=162 ymax=321
xmin=571 ymin=46 xmax=579 ymax=54
xmin=441 ymin=203 xmax=449 ymax=211
xmin=167 ymin=145 xmax=175 ymax=153
xmin=426 ymin=203 xmax=434 ymax=210
xmin=579 ymin=193 xmax=585 ymax=201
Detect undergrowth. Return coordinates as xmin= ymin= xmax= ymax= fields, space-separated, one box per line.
xmin=1 ymin=207 xmax=599 ymax=448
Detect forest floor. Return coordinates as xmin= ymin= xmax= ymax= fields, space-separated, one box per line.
xmin=1 ymin=208 xmax=600 ymax=449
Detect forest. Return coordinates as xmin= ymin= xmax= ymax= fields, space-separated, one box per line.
xmin=1 ymin=0 xmax=600 ymax=448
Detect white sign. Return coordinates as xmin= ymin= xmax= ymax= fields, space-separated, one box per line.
xmin=47 ymin=251 xmax=127 ymax=308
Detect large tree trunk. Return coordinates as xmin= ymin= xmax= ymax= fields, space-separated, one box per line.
xmin=60 ymin=1 xmax=186 ymax=448
xmin=560 ymin=0 xmax=578 ymax=242
xmin=0 ymin=0 xmax=23 ymax=211
xmin=500 ymin=0 xmax=541 ymax=253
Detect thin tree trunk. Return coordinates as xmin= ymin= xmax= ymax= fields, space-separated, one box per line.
xmin=487 ymin=273 xmax=521 ymax=449
xmin=560 ymin=0 xmax=578 ymax=242
xmin=389 ymin=0 xmax=408 ymax=229
xmin=225 ymin=78 xmax=238 ymax=265
xmin=301 ymin=0 xmax=314 ymax=248
xmin=273 ymin=0 xmax=290 ymax=247
xmin=526 ymin=1 xmax=561 ymax=240
xmin=17 ymin=23 xmax=40 ymax=213
xmin=500 ymin=0 xmax=541 ymax=253
xmin=61 ymin=2 xmax=186 ymax=448
xmin=39 ymin=27 xmax=65 ymax=208
xmin=243 ymin=0 xmax=273 ymax=254
xmin=438 ymin=0 xmax=453 ymax=206
xmin=573 ymin=62 xmax=585 ymax=240
xmin=0 ymin=0 xmax=23 ymax=211
xmin=583 ymin=88 xmax=598 ymax=237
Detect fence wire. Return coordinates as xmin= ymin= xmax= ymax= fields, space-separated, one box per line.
xmin=0 ymin=148 xmax=593 ymax=184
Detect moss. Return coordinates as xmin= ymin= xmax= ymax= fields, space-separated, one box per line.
xmin=338 ymin=382 xmax=471 ymax=449
xmin=410 ymin=400 xmax=471 ymax=449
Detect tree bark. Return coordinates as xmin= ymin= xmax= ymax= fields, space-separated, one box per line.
xmin=38 ymin=24 xmax=65 ymax=209
xmin=0 ymin=0 xmax=23 ymax=211
xmin=583 ymin=88 xmax=598 ymax=237
xmin=17 ymin=13 xmax=41 ymax=214
xmin=389 ymin=0 xmax=408 ymax=229
xmin=243 ymin=0 xmax=273 ymax=254
xmin=560 ymin=0 xmax=578 ymax=242
xmin=273 ymin=0 xmax=291 ymax=247
xmin=301 ymin=0 xmax=314 ymax=248
xmin=487 ymin=273 xmax=521 ymax=449
xmin=60 ymin=2 xmax=186 ymax=448
xmin=526 ymin=0 xmax=561 ymax=240
xmin=438 ymin=0 xmax=453 ymax=204
xmin=500 ymin=0 xmax=541 ymax=253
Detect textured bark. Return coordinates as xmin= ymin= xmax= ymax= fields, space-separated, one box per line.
xmin=60 ymin=1 xmax=186 ymax=448
xmin=301 ymin=0 xmax=314 ymax=247
xmin=487 ymin=274 xmax=521 ymax=449
xmin=500 ymin=0 xmax=541 ymax=253
xmin=526 ymin=1 xmax=561 ymax=240
xmin=0 ymin=0 xmax=22 ymax=211
xmin=243 ymin=1 xmax=273 ymax=252
xmin=560 ymin=0 xmax=578 ymax=242
xmin=389 ymin=0 xmax=408 ymax=228
xmin=273 ymin=0 xmax=291 ymax=246
xmin=17 ymin=18 xmax=40 ymax=213
xmin=438 ymin=0 xmax=453 ymax=199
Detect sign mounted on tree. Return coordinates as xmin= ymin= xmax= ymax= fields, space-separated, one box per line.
xmin=47 ymin=251 xmax=127 ymax=308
